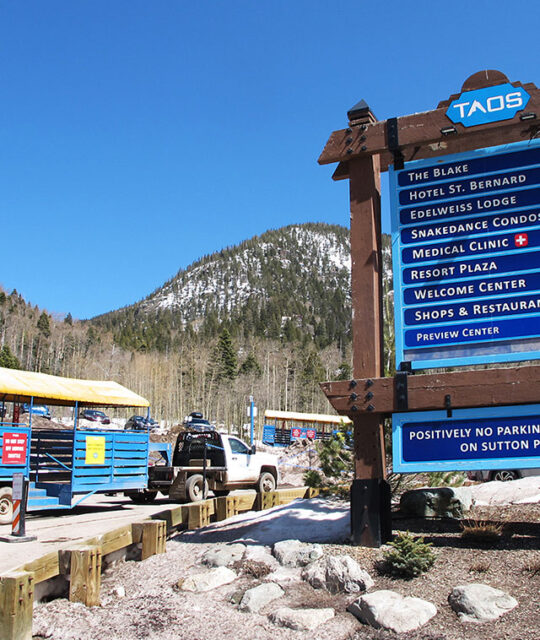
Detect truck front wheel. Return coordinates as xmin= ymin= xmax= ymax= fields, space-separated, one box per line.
xmin=186 ymin=474 xmax=209 ymax=502
xmin=0 ymin=487 xmax=13 ymax=525
xmin=257 ymin=472 xmax=276 ymax=493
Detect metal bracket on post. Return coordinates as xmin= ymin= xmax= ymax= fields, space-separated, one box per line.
xmin=445 ymin=394 xmax=453 ymax=418
xmin=386 ymin=117 xmax=404 ymax=170
xmin=395 ymin=361 xmax=412 ymax=410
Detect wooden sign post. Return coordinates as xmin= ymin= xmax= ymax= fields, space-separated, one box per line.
xmin=319 ymin=70 xmax=540 ymax=546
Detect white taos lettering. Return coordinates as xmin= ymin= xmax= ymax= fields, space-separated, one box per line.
xmin=452 ymin=92 xmax=523 ymax=119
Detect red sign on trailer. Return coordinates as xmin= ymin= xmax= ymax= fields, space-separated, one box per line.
xmin=2 ymin=432 xmax=28 ymax=465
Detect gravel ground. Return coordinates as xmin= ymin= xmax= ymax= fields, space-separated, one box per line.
xmin=32 ymin=501 xmax=540 ymax=640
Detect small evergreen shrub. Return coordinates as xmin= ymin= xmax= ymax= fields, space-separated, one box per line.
xmin=381 ymin=532 xmax=435 ymax=579
xmin=303 ymin=469 xmax=323 ymax=488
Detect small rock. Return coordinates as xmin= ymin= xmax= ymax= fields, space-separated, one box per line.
xmin=348 ymin=589 xmax=437 ymax=633
xmin=269 ymin=606 xmax=335 ymax=630
xmin=112 ymin=585 xmax=126 ymax=598
xmin=202 ymin=543 xmax=246 ymax=567
xmin=448 ymin=583 xmax=518 ymax=623
xmin=400 ymin=487 xmax=473 ymax=519
xmin=302 ymin=555 xmax=374 ymax=594
xmin=265 ymin=566 xmax=302 ymax=584
xmin=273 ymin=539 xmax=323 ymax=567
xmin=180 ymin=566 xmax=237 ymax=592
xmin=240 ymin=582 xmax=284 ymax=613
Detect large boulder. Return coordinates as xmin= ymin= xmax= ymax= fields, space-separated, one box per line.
xmin=400 ymin=487 xmax=474 ymax=518
xmin=273 ymin=539 xmax=323 ymax=567
xmin=348 ymin=590 xmax=437 ymax=633
xmin=180 ymin=566 xmax=237 ymax=592
xmin=448 ymin=583 xmax=518 ymax=623
xmin=202 ymin=543 xmax=246 ymax=567
xmin=302 ymin=555 xmax=374 ymax=594
xmin=240 ymin=582 xmax=284 ymax=613
xmin=269 ymin=607 xmax=335 ymax=631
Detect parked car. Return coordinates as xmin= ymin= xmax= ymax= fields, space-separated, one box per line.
xmin=467 ymin=468 xmax=540 ymax=482
xmin=21 ymin=403 xmax=51 ymax=419
xmin=80 ymin=409 xmax=111 ymax=424
xmin=125 ymin=415 xmax=158 ymax=431
xmin=183 ymin=411 xmax=214 ymax=431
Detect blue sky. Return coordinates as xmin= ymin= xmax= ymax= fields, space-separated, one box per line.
xmin=1 ymin=1 xmax=538 ymax=319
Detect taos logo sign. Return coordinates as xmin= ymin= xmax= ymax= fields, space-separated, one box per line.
xmin=446 ymin=83 xmax=530 ymax=127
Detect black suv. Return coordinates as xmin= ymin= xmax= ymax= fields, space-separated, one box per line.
xmin=125 ymin=415 xmax=158 ymax=430
xmin=183 ymin=411 xmax=214 ymax=431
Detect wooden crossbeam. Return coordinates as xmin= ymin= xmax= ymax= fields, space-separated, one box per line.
xmin=318 ymin=80 xmax=540 ymax=173
xmin=321 ymin=364 xmax=540 ymax=416
xmin=22 ymin=552 xmax=59 ymax=584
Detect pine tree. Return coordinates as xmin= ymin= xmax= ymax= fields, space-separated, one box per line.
xmin=239 ymin=351 xmax=262 ymax=377
xmin=64 ymin=312 xmax=73 ymax=325
xmin=217 ymin=329 xmax=238 ymax=380
xmin=0 ymin=345 xmax=20 ymax=369
xmin=37 ymin=311 xmax=51 ymax=338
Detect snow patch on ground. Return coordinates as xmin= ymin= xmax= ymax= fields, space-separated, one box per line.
xmin=182 ymin=497 xmax=350 ymax=546
xmin=468 ymin=476 xmax=540 ymax=506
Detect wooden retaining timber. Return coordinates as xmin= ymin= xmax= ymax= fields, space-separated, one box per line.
xmin=0 ymin=487 xmax=319 ymax=640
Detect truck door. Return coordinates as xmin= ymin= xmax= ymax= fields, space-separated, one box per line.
xmin=226 ymin=437 xmax=258 ymax=482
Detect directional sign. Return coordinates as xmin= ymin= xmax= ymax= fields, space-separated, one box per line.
xmin=392 ymin=404 xmax=540 ymax=473
xmin=390 ymin=139 xmax=540 ymax=369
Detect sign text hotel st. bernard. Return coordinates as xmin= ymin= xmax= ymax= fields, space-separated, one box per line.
xmin=390 ymin=139 xmax=540 ymax=369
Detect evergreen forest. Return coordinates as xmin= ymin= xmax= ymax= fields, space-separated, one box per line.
xmin=0 ymin=224 xmax=394 ymax=431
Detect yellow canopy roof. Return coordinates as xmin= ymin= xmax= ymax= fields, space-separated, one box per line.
xmin=0 ymin=367 xmax=150 ymax=408
xmin=264 ymin=409 xmax=352 ymax=425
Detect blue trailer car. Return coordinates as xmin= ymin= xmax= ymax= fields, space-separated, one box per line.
xmin=0 ymin=367 xmax=162 ymax=523
xmin=262 ymin=410 xmax=352 ymax=447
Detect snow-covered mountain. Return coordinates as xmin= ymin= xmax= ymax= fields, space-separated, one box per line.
xmin=91 ymin=223 xmax=390 ymax=352
xmin=141 ymin=223 xmax=350 ymax=318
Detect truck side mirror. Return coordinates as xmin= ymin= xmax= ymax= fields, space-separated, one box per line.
xmin=250 ymin=444 xmax=257 ymax=455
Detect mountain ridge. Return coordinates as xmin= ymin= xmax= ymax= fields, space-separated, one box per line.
xmin=90 ymin=223 xmax=356 ymax=352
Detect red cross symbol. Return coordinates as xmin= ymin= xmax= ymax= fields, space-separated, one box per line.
xmin=514 ymin=233 xmax=528 ymax=247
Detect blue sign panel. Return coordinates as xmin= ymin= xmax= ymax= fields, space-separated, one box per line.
xmin=390 ymin=139 xmax=540 ymax=369
xmin=446 ymin=83 xmax=530 ymax=127
xmin=392 ymin=405 xmax=540 ymax=473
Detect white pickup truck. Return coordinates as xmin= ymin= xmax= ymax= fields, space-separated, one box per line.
xmin=137 ymin=430 xmax=280 ymax=503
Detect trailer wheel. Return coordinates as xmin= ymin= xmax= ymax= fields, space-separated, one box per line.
xmin=257 ymin=472 xmax=276 ymax=493
xmin=186 ymin=474 xmax=208 ymax=502
xmin=126 ymin=489 xmax=158 ymax=504
xmin=0 ymin=487 xmax=13 ymax=525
